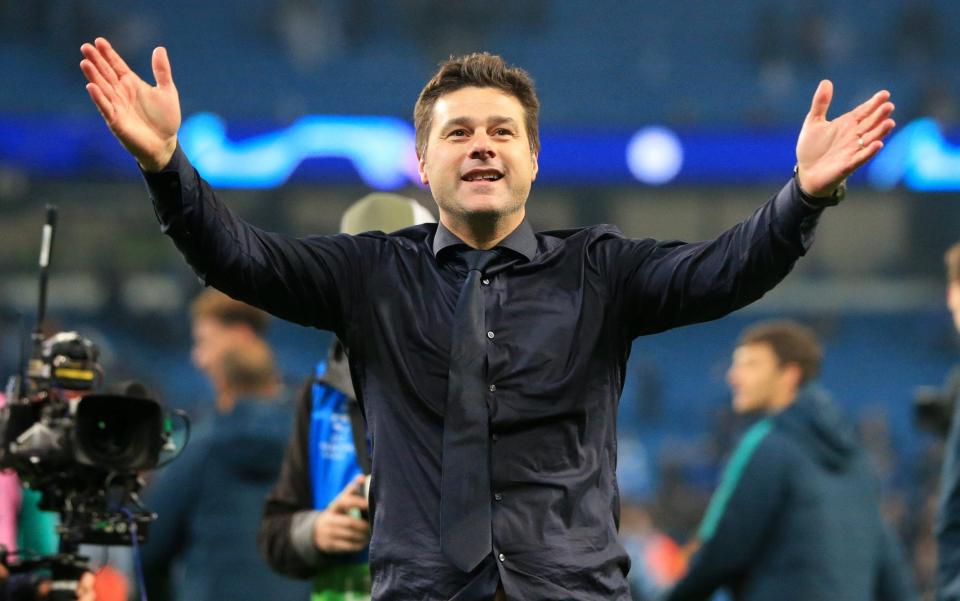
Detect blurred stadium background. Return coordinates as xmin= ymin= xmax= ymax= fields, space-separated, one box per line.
xmin=1 ymin=0 xmax=959 ymax=597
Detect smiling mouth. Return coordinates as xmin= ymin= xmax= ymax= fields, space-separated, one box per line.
xmin=461 ymin=171 xmax=504 ymax=182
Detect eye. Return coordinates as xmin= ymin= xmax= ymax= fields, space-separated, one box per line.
xmin=448 ymin=129 xmax=468 ymax=137
xmin=494 ymin=128 xmax=513 ymax=136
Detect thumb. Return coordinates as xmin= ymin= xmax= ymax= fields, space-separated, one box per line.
xmin=152 ymin=46 xmax=174 ymax=88
xmin=806 ymin=79 xmax=833 ymax=122
xmin=330 ymin=475 xmax=366 ymax=510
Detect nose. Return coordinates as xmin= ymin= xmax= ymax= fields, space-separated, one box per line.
xmin=469 ymin=133 xmax=495 ymax=160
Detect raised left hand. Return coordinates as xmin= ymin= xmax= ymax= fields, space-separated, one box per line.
xmin=795 ymin=80 xmax=895 ymax=198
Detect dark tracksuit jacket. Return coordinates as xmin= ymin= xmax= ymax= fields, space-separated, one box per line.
xmin=664 ymin=387 xmax=915 ymax=601
xmin=937 ymin=366 xmax=960 ymax=601
xmin=141 ymin=396 xmax=311 ymax=601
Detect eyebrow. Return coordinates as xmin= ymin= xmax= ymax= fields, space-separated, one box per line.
xmin=440 ymin=115 xmax=519 ymax=131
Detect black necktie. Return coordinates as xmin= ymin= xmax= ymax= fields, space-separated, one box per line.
xmin=441 ymin=249 xmax=498 ymax=572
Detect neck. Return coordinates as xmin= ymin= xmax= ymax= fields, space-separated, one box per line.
xmin=215 ymin=390 xmax=236 ymax=414
xmin=766 ymin=388 xmax=797 ymax=414
xmin=440 ymin=208 xmax=525 ymax=250
xmin=215 ymin=380 xmax=281 ymax=414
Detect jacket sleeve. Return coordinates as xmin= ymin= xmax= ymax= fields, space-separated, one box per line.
xmin=143 ymin=145 xmax=373 ymax=336
xmin=938 ymin=397 xmax=960 ymax=601
xmin=875 ymin=524 xmax=917 ymax=601
xmin=140 ymin=437 xmax=206 ymax=601
xmin=664 ymin=422 xmax=785 ymax=601
xmin=600 ymin=178 xmax=823 ymax=339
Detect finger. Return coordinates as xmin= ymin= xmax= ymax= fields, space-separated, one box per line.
xmin=330 ymin=476 xmax=368 ymax=509
xmin=851 ymin=89 xmax=892 ymax=123
xmin=856 ymin=101 xmax=895 ymax=138
xmin=331 ymin=523 xmax=370 ymax=543
xmin=95 ymin=37 xmax=134 ymax=80
xmin=327 ymin=537 xmax=366 ymax=553
xmin=806 ymin=79 xmax=833 ymax=122
xmin=343 ymin=518 xmax=371 ymax=537
xmin=320 ymin=528 xmax=368 ymax=550
xmin=347 ymin=474 xmax=366 ymax=493
xmin=860 ymin=118 xmax=896 ymax=148
xmin=848 ymin=139 xmax=887 ymax=173
xmin=152 ymin=46 xmax=175 ymax=88
xmin=80 ymin=58 xmax=115 ymax=97
xmin=331 ymin=493 xmax=368 ymax=514
xmin=332 ymin=523 xmax=371 ymax=543
xmin=334 ymin=474 xmax=365 ymax=498
xmin=81 ymin=42 xmax=120 ymax=89
xmin=326 ymin=513 xmax=369 ymax=532
xmin=85 ymin=83 xmax=115 ymax=122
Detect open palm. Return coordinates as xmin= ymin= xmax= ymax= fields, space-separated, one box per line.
xmin=80 ymin=37 xmax=180 ymax=171
xmin=795 ymin=80 xmax=895 ymax=197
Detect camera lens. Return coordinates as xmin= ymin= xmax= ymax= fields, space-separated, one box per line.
xmin=74 ymin=394 xmax=164 ymax=471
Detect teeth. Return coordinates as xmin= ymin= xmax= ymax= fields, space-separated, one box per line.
xmin=466 ymin=173 xmax=501 ymax=181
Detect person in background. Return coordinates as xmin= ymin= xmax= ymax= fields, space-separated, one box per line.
xmin=937 ymin=242 xmax=960 ymax=601
xmin=664 ymin=321 xmax=914 ymax=601
xmin=141 ymin=291 xmax=310 ymax=601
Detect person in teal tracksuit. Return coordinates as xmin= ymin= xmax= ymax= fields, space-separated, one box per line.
xmin=664 ymin=320 xmax=915 ymax=601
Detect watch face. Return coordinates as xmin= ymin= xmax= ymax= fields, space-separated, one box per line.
xmin=834 ymin=180 xmax=848 ymax=201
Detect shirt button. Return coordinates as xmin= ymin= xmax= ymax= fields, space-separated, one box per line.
xmin=494 ymin=493 xmax=503 ymax=501
xmin=491 ymin=433 xmax=499 ymax=441
xmin=488 ymin=384 xmax=496 ymax=392
xmin=498 ymin=553 xmax=506 ymax=562
xmin=482 ymin=278 xmax=490 ymax=285
xmin=487 ymin=331 xmax=495 ymax=339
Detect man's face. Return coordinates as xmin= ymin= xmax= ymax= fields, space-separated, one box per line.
xmin=418 ymin=86 xmax=538 ymax=224
xmin=948 ymin=282 xmax=960 ymax=333
xmin=191 ymin=317 xmax=246 ymax=381
xmin=726 ymin=343 xmax=791 ymax=414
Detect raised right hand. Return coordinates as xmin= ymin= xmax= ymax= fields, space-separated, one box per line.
xmin=313 ymin=475 xmax=371 ymax=554
xmin=80 ymin=37 xmax=180 ymax=172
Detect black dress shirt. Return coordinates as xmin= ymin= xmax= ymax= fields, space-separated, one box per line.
xmin=145 ymin=146 xmax=822 ymax=601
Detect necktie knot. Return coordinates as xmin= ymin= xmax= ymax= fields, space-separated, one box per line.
xmin=461 ymin=249 xmax=498 ymax=274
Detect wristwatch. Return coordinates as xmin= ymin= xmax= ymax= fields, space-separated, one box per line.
xmin=793 ymin=164 xmax=846 ymax=207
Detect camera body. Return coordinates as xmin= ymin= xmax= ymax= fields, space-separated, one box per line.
xmin=0 ymin=207 xmax=188 ymax=599
xmin=0 ymin=331 xmax=171 ymax=549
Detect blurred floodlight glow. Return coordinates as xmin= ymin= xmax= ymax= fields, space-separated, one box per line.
xmin=626 ymin=126 xmax=684 ymax=185
xmin=179 ymin=113 xmax=420 ymax=189
xmin=867 ymin=118 xmax=960 ymax=191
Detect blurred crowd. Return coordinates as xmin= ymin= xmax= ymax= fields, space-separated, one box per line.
xmin=1 ymin=0 xmax=957 ymax=125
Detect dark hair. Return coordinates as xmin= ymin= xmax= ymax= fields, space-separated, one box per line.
xmin=414 ymin=52 xmax=540 ymax=157
xmin=737 ymin=320 xmax=822 ymax=384
xmin=946 ymin=242 xmax=960 ymax=284
xmin=190 ymin=289 xmax=268 ymax=336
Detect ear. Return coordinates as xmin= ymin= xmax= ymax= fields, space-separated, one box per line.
xmin=530 ymin=151 xmax=539 ymax=181
xmin=782 ymin=363 xmax=804 ymax=392
xmin=418 ymin=153 xmax=429 ymax=185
